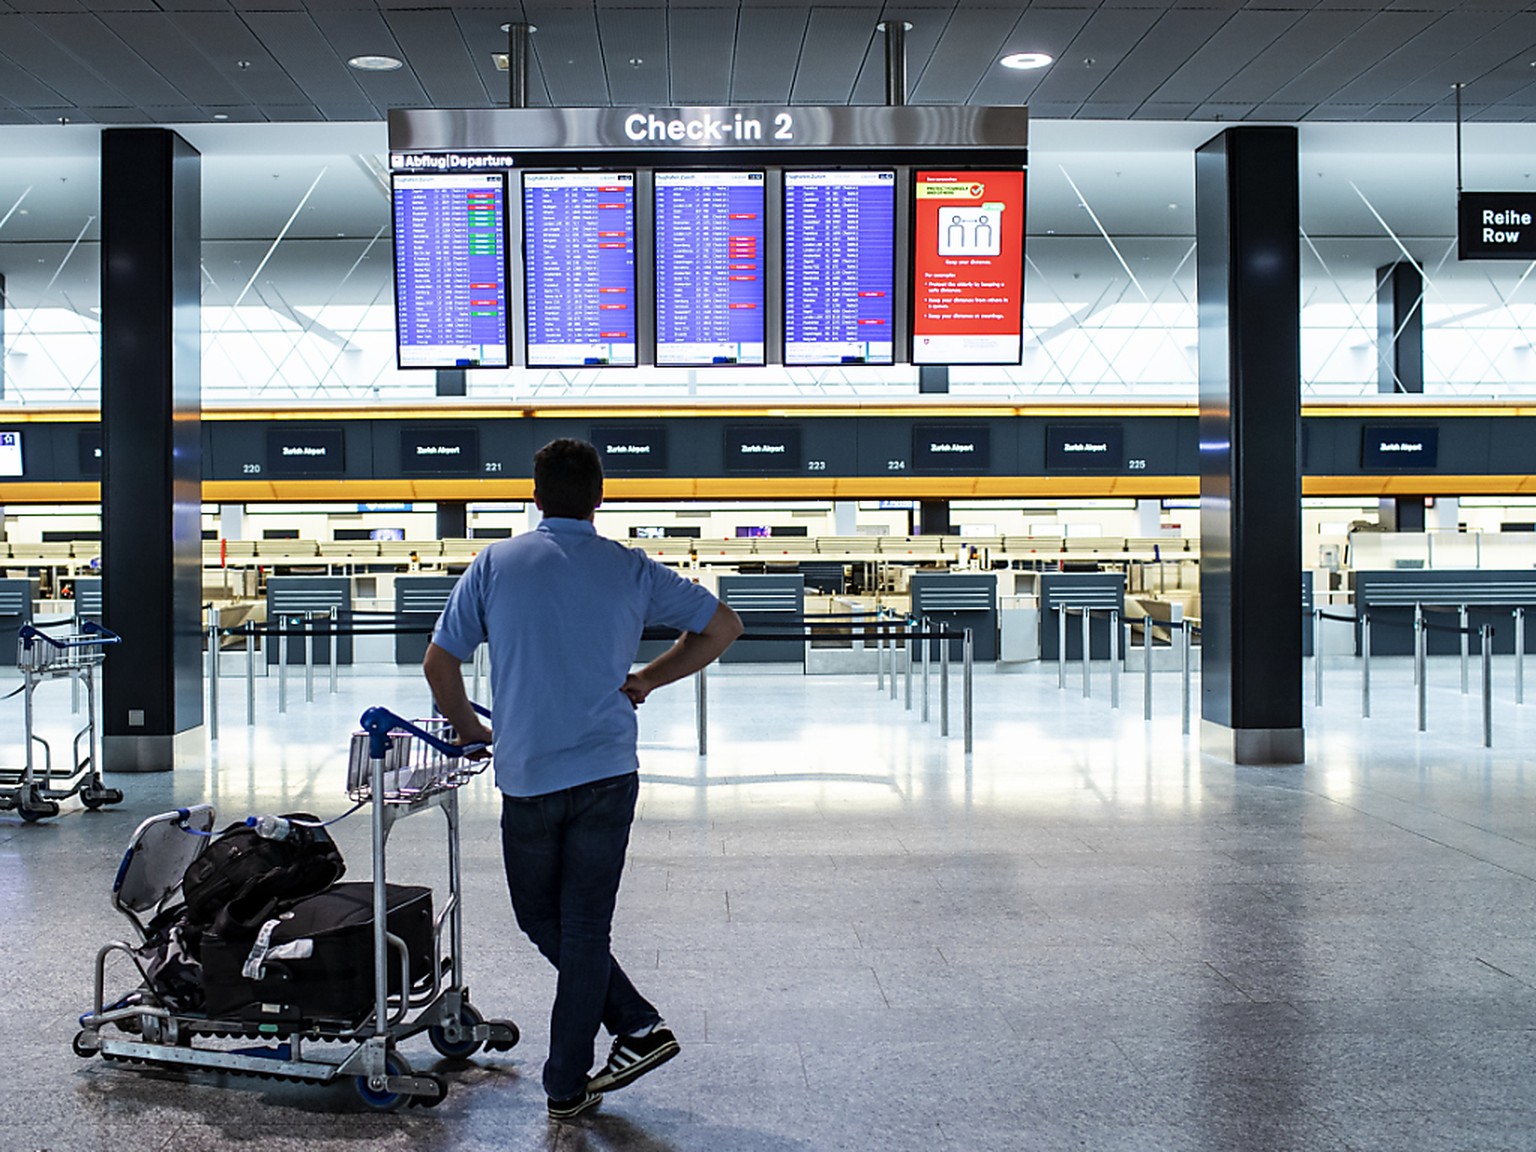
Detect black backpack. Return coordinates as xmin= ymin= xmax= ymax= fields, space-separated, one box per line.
xmin=180 ymin=814 xmax=346 ymax=941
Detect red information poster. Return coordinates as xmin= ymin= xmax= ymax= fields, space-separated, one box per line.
xmin=911 ymin=170 xmax=1025 ymax=365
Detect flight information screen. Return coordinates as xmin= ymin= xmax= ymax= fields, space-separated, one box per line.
xmin=392 ymin=173 xmax=510 ymax=369
xmin=523 ymin=171 xmax=637 ymax=367
xmin=784 ymin=171 xmax=895 ymax=365
xmin=655 ymin=171 xmax=765 ymax=366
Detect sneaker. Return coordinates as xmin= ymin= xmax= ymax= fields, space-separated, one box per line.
xmin=587 ymin=1027 xmax=681 ymax=1093
xmin=547 ymin=1089 xmax=603 ymax=1120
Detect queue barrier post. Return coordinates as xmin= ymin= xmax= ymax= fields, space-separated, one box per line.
xmin=1516 ymin=607 xmax=1525 ymax=706
xmin=245 ymin=620 xmax=256 ymax=728
xmin=904 ymin=618 xmax=914 ymax=712
xmin=696 ymin=660 xmax=707 ymax=757
xmin=472 ymin=642 xmax=483 ymax=702
xmin=278 ymin=616 xmax=290 ymax=715
xmin=1482 ymin=624 xmax=1494 ymax=749
xmin=207 ymin=606 xmax=220 ymax=742
xmin=304 ymin=611 xmax=315 ymax=704
xmin=940 ymin=631 xmax=950 ymax=738
xmin=876 ymin=623 xmax=885 ymax=693
xmin=1080 ymin=608 xmax=1091 ymax=700
xmin=328 ymin=606 xmax=339 ymax=695
xmin=1143 ymin=619 xmax=1153 ymax=723
xmin=1057 ymin=605 xmax=1067 ymax=691
xmin=1109 ymin=609 xmax=1121 ymax=710
xmin=963 ymin=627 xmax=973 ymax=754
xmin=1461 ymin=605 xmax=1470 ymax=695
xmin=1180 ymin=621 xmax=1191 ymax=736
xmin=921 ymin=618 xmax=931 ymax=723
xmin=1415 ymin=605 xmax=1426 ymax=733
xmin=890 ymin=619 xmax=899 ymax=703
xmin=1313 ymin=607 xmax=1323 ymax=707
xmin=1361 ymin=612 xmax=1371 ymax=720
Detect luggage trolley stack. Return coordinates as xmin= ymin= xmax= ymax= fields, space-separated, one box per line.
xmin=74 ymin=705 xmax=519 ymax=1111
xmin=1 ymin=620 xmax=122 ymax=821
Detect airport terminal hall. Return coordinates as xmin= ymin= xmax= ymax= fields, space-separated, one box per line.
xmin=13 ymin=2 xmax=1536 ymax=1150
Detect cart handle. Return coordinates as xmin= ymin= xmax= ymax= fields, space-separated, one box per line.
xmin=18 ymin=620 xmax=122 ymax=651
xmin=358 ymin=704 xmax=491 ymax=761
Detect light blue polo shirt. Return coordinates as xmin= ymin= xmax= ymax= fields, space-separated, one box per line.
xmin=431 ymin=518 xmax=719 ymax=798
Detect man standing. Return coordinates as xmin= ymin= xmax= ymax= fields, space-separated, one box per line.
xmin=423 ymin=438 xmax=742 ymax=1120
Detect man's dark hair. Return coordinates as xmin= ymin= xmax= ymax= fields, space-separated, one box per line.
xmin=534 ymin=438 xmax=604 ymax=519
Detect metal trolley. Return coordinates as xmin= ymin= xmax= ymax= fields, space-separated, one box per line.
xmin=1 ymin=620 xmax=123 ymax=821
xmin=73 ymin=705 xmax=519 ymax=1112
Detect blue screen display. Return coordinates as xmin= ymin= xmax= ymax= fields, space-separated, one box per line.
xmin=523 ymin=171 xmax=637 ymax=367
xmin=392 ymin=173 xmax=509 ymax=369
xmin=784 ymin=171 xmax=896 ymax=365
xmin=655 ymin=171 xmax=765 ymax=366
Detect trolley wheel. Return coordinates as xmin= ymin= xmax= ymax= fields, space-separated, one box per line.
xmin=82 ymin=788 xmax=123 ymax=811
xmin=484 ymin=1019 xmax=521 ymax=1052
xmin=18 ymin=798 xmax=59 ymax=822
xmin=72 ymin=1030 xmax=99 ymax=1059
xmin=428 ymin=1003 xmax=485 ymax=1060
xmin=411 ymin=1073 xmax=448 ymax=1108
xmin=353 ymin=1049 xmax=412 ymax=1113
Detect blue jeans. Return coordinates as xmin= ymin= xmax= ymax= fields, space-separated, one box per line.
xmin=500 ymin=771 xmax=661 ymax=1099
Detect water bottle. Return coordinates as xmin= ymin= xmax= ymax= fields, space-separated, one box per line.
xmin=247 ymin=814 xmax=291 ymax=841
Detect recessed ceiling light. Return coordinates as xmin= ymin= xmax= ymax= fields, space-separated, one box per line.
xmin=1000 ymin=52 xmax=1052 ymax=70
xmin=629 ymin=57 xmax=644 ymax=67
xmin=213 ymin=113 xmax=229 ymax=120
xmin=348 ymin=55 xmax=402 ymax=72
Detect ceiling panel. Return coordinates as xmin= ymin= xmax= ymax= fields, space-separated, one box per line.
xmin=909 ymin=6 xmax=1020 ymax=105
xmin=1025 ymin=7 xmax=1163 ymax=106
xmin=601 ymin=9 xmax=670 ymax=105
xmin=667 ymin=7 xmax=737 ymax=106
xmin=0 ymin=46 xmax=67 ymax=109
xmin=380 ymin=8 xmax=491 ymax=108
xmin=1208 ymin=10 xmax=1375 ymax=106
xmin=1266 ymin=11 xmax=1441 ymax=107
xmin=452 ymin=8 xmax=547 ymax=109
xmin=1383 ymin=14 xmax=1536 ymax=106
xmin=729 ymin=5 xmax=806 ymax=103
xmin=167 ymin=12 xmax=313 ymax=106
xmin=1330 ymin=11 xmax=1503 ymax=106
xmin=525 ymin=5 xmax=609 ymax=107
xmin=28 ymin=13 xmax=192 ymax=108
xmin=1149 ymin=10 xmax=1302 ymax=106
xmin=789 ymin=7 xmax=878 ymax=104
xmin=241 ymin=11 xmax=371 ymax=118
xmin=968 ymin=8 xmax=1092 ymax=107
xmin=1083 ymin=9 xmax=1232 ymax=109
xmin=100 ymin=12 xmax=248 ymax=106
xmin=0 ymin=14 xmax=128 ymax=107
xmin=310 ymin=8 xmax=430 ymax=115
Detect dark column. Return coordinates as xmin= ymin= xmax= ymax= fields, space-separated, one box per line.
xmin=437 ymin=502 xmax=467 ymax=539
xmin=435 ymin=368 xmax=466 ymax=397
xmin=101 ymin=128 xmax=202 ymax=772
xmin=1377 ymin=261 xmax=1423 ymax=394
xmin=918 ymin=366 xmax=949 ymax=394
xmin=1382 ymin=497 xmax=1425 ymax=533
xmin=918 ymin=500 xmax=950 ymax=535
xmin=1195 ymin=126 xmax=1303 ymax=765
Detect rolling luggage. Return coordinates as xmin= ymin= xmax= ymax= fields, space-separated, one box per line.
xmin=201 ymin=882 xmax=434 ymax=1026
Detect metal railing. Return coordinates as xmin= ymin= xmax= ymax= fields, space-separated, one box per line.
xmin=1055 ymin=606 xmax=1195 ymax=734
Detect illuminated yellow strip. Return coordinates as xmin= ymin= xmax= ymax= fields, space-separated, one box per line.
xmin=0 ymin=482 xmax=101 ymax=502
xmin=1302 ymin=475 xmax=1536 ymax=496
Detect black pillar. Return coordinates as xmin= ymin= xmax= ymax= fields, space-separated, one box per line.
xmin=435 ymin=368 xmax=466 ymax=397
xmin=101 ymin=128 xmax=202 ymax=771
xmin=1377 ymin=261 xmax=1423 ymax=394
xmin=918 ymin=500 xmax=950 ymax=535
xmin=1195 ymin=127 xmax=1303 ymax=765
xmin=1384 ymin=497 xmax=1425 ymax=533
xmin=437 ymin=502 xmax=467 ymax=539
xmin=918 ymin=366 xmax=949 ymax=394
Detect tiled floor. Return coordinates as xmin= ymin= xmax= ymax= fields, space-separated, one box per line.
xmin=5 ymin=652 xmax=1536 ymax=1151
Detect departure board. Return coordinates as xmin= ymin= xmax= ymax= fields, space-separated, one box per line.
xmin=655 ymin=171 xmax=765 ymax=366
xmin=523 ymin=171 xmax=637 ymax=367
xmin=392 ymin=173 xmax=510 ymax=369
xmin=784 ymin=171 xmax=896 ymax=365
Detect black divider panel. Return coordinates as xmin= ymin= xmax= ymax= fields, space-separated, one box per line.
xmin=265 ymin=577 xmax=352 ymax=666
xmin=911 ymin=572 xmax=997 ymax=661
xmin=74 ymin=577 xmax=103 ymax=621
xmin=1354 ymin=570 xmax=1536 ymax=656
xmin=719 ymin=574 xmax=805 ymax=664
xmin=1039 ymin=573 xmax=1124 ymax=662
xmin=394 ymin=575 xmax=459 ymax=665
xmin=1301 ymin=573 xmax=1314 ymax=659
xmin=0 ymin=578 xmax=35 ymax=668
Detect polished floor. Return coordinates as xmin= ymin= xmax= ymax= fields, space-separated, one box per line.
xmin=4 ymin=651 xmax=1536 ymax=1152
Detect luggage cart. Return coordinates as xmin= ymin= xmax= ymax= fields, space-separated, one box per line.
xmin=1 ymin=620 xmax=123 ymax=821
xmin=73 ymin=705 xmax=519 ymax=1111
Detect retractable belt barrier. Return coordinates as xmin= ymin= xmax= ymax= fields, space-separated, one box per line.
xmin=1054 ymin=606 xmax=1197 ymax=735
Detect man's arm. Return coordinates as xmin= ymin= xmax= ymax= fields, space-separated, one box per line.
xmin=423 ymin=642 xmax=494 ymax=748
xmin=623 ymin=602 xmax=743 ymax=706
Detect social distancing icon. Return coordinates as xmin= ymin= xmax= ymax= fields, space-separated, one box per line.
xmin=938 ymin=206 xmax=1002 ymax=257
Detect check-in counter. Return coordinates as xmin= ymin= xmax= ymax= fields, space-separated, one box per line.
xmin=719 ymin=574 xmax=806 ymax=665
xmin=265 ymin=576 xmax=351 ymax=667
xmin=911 ymin=572 xmax=998 ymax=661
xmin=1037 ymin=572 xmax=1124 ymax=662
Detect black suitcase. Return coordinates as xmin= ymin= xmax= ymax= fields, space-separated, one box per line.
xmin=201 ymin=882 xmax=434 ymax=1026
